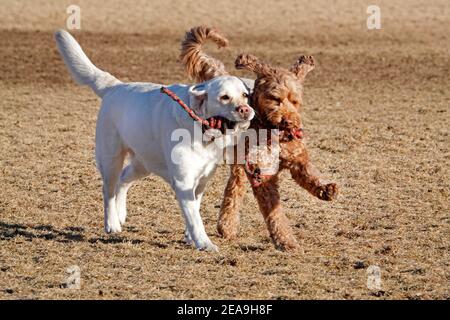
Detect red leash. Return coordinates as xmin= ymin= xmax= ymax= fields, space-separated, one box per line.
xmin=160 ymin=87 xmax=223 ymax=130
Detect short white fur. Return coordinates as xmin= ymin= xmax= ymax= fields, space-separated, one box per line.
xmin=54 ymin=30 xmax=254 ymax=251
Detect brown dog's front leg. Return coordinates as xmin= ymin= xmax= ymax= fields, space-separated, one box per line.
xmin=251 ymin=175 xmax=299 ymax=251
xmin=217 ymin=164 xmax=247 ymax=239
xmin=280 ymin=139 xmax=338 ymax=201
xmin=289 ymin=161 xmax=338 ymax=201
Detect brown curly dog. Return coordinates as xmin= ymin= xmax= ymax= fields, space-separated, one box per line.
xmin=180 ymin=26 xmax=338 ymax=251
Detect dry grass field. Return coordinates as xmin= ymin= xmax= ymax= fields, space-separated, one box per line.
xmin=0 ymin=0 xmax=449 ymax=299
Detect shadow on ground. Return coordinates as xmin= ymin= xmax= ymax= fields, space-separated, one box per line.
xmin=0 ymin=221 xmax=144 ymax=244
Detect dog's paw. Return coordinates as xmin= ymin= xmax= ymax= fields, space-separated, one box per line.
xmin=117 ymin=202 xmax=127 ymax=226
xmin=184 ymin=229 xmax=193 ymax=246
xmin=105 ymin=223 xmax=122 ymax=234
xmin=118 ymin=210 xmax=127 ymax=226
xmin=272 ymin=235 xmax=301 ymax=252
xmin=195 ymin=239 xmax=219 ymax=252
xmin=316 ymin=183 xmax=338 ymax=201
xmin=203 ymin=243 xmax=219 ymax=252
xmin=276 ymin=242 xmax=302 ymax=252
xmin=105 ymin=217 xmax=122 ymax=234
xmin=217 ymin=217 xmax=240 ymax=240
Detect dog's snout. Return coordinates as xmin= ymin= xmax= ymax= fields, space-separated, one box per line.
xmin=236 ymin=105 xmax=251 ymax=119
xmin=281 ymin=119 xmax=293 ymax=128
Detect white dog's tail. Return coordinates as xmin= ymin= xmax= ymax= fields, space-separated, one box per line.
xmin=180 ymin=26 xmax=229 ymax=82
xmin=54 ymin=30 xmax=121 ymax=97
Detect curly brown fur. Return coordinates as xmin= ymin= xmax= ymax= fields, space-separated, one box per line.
xmin=236 ymin=53 xmax=312 ymax=131
xmin=217 ymin=164 xmax=246 ymax=239
xmin=218 ymin=142 xmax=337 ymax=251
xmin=235 ymin=53 xmax=276 ymax=78
xmin=290 ymin=55 xmax=316 ymax=81
xmin=281 ymin=139 xmax=338 ymax=201
xmin=179 ymin=26 xmax=337 ymax=251
xmin=250 ymin=174 xmax=299 ymax=251
xmin=219 ymin=164 xmax=299 ymax=250
xmin=180 ymin=26 xmax=229 ymax=82
xmin=218 ymin=54 xmax=338 ymax=251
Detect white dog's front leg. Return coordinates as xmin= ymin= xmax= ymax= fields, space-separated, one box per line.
xmin=183 ymin=194 xmax=204 ymax=246
xmin=175 ymin=188 xmax=218 ymax=252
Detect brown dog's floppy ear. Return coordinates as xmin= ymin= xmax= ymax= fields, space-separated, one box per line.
xmin=290 ymin=55 xmax=315 ymax=82
xmin=235 ymin=53 xmax=274 ymax=78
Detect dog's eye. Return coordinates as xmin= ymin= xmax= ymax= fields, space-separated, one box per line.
xmin=267 ymin=95 xmax=281 ymax=104
xmin=272 ymin=97 xmax=282 ymax=104
xmin=243 ymin=92 xmax=249 ymax=98
xmin=220 ymin=95 xmax=230 ymax=101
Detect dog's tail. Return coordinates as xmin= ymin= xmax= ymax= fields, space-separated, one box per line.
xmin=54 ymin=30 xmax=121 ymax=97
xmin=180 ymin=26 xmax=229 ymax=82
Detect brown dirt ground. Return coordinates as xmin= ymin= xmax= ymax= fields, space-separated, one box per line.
xmin=0 ymin=0 xmax=449 ymax=299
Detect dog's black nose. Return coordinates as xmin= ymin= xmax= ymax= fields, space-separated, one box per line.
xmin=281 ymin=119 xmax=293 ymax=128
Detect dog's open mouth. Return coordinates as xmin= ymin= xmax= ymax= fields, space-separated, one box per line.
xmin=281 ymin=127 xmax=304 ymax=141
xmin=203 ymin=116 xmax=238 ymax=134
xmin=277 ymin=122 xmax=304 ymax=141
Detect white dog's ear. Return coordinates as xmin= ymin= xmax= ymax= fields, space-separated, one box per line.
xmin=188 ymin=84 xmax=207 ymax=116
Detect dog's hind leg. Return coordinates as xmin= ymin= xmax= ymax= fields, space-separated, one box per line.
xmin=96 ymin=124 xmax=126 ymax=234
xmin=115 ymin=158 xmax=148 ymax=226
xmin=217 ymin=164 xmax=247 ymax=239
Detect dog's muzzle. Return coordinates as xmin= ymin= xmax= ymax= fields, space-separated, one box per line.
xmin=278 ymin=118 xmax=303 ymax=141
xmin=281 ymin=127 xmax=304 ymax=141
xmin=203 ymin=105 xmax=254 ymax=134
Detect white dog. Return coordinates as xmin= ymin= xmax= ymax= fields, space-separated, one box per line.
xmin=55 ymin=30 xmax=254 ymax=251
